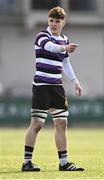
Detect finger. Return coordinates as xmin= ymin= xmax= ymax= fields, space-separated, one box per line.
xmin=70 ymin=43 xmax=78 ymax=47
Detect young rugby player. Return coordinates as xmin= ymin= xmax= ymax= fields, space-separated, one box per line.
xmin=21 ymin=6 xmax=84 ymax=172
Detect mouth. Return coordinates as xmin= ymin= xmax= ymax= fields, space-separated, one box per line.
xmin=51 ymin=27 xmax=57 ymax=31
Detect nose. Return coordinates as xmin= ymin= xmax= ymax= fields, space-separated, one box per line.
xmin=52 ymin=20 xmax=56 ymax=26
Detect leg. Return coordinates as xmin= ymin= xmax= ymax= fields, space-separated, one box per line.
xmin=51 ymin=109 xmax=68 ymax=152
xmin=25 ymin=117 xmax=44 ymax=147
xmin=21 ymin=117 xmax=44 ymax=172
xmin=52 ymin=109 xmax=84 ymax=171
xmin=51 ymin=109 xmax=69 ymax=166
xmin=53 ymin=118 xmax=67 ymax=151
xmin=21 ymin=85 xmax=49 ymax=171
xmin=54 ymin=118 xmax=69 ymax=167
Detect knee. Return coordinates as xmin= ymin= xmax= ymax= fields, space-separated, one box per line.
xmin=30 ymin=118 xmax=44 ymax=133
xmin=54 ymin=119 xmax=67 ymax=131
xmin=34 ymin=122 xmax=43 ymax=133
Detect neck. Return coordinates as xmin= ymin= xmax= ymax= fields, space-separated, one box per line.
xmin=52 ymin=33 xmax=60 ymax=36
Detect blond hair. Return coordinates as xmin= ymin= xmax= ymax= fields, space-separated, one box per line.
xmin=48 ymin=6 xmax=66 ymax=19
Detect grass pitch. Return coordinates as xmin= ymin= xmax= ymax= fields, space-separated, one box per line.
xmin=0 ymin=127 xmax=104 ymax=179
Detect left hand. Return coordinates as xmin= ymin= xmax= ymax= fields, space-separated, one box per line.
xmin=74 ymin=83 xmax=83 ymax=96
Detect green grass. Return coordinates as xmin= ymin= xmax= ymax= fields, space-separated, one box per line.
xmin=0 ymin=127 xmax=104 ymax=179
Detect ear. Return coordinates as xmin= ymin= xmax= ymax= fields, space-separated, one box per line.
xmin=62 ymin=20 xmax=66 ymax=27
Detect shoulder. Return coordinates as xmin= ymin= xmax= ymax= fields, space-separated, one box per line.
xmin=34 ymin=29 xmax=51 ymax=45
xmin=36 ymin=29 xmax=51 ymax=39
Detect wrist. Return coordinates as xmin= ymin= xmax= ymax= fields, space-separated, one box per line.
xmin=71 ymin=79 xmax=79 ymax=85
xmin=60 ymin=45 xmax=66 ymax=52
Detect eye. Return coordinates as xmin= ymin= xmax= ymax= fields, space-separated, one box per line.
xmin=50 ymin=19 xmax=54 ymax=23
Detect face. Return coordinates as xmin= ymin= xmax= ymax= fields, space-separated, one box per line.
xmin=48 ymin=17 xmax=65 ymax=36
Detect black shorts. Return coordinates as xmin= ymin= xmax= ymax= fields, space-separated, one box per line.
xmin=32 ymin=85 xmax=68 ymax=110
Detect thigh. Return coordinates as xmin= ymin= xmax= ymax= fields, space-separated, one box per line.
xmin=32 ymin=85 xmax=50 ymax=110
xmin=51 ymin=86 xmax=68 ymax=109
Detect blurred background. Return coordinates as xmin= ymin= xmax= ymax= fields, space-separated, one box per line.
xmin=0 ymin=0 xmax=104 ymax=127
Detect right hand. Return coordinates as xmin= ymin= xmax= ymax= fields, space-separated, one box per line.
xmin=66 ymin=43 xmax=78 ymax=53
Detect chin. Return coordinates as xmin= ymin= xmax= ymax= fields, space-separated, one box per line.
xmin=52 ymin=31 xmax=58 ymax=36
